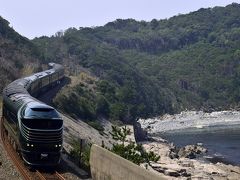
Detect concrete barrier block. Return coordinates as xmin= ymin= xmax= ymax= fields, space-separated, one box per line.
xmin=90 ymin=144 xmax=166 ymax=180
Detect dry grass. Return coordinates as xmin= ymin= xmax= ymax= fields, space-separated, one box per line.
xmin=69 ymin=72 xmax=98 ymax=90
xmin=21 ymin=64 xmax=35 ymax=77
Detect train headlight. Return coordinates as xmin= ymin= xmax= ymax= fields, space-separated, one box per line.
xmin=59 ymin=144 xmax=61 ymax=147
xmin=31 ymin=144 xmax=34 ymax=147
xmin=55 ymin=145 xmax=58 ymax=147
xmin=27 ymin=143 xmax=30 ymax=147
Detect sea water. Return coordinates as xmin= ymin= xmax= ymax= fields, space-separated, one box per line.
xmin=160 ymin=125 xmax=240 ymax=165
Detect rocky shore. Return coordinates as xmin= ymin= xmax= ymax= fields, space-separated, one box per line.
xmin=138 ymin=110 xmax=240 ymax=179
xmin=141 ymin=139 xmax=240 ymax=179
xmin=138 ymin=110 xmax=240 ymax=133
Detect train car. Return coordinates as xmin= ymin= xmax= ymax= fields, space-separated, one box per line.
xmin=2 ymin=63 xmax=64 ymax=166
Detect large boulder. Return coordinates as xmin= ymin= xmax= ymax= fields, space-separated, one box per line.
xmin=133 ymin=121 xmax=147 ymax=142
xmin=178 ymin=144 xmax=207 ymax=159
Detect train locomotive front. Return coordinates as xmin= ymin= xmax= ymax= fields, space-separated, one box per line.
xmin=2 ymin=63 xmax=64 ymax=166
xmin=18 ymin=101 xmax=63 ymax=166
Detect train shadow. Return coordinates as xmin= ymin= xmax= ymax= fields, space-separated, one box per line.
xmin=37 ymin=77 xmax=71 ymax=105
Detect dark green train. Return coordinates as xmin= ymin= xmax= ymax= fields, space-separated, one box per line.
xmin=2 ymin=63 xmax=64 ymax=166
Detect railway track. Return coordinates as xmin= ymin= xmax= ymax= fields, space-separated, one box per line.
xmin=55 ymin=171 xmax=66 ymax=180
xmin=0 ymin=118 xmax=32 ymax=180
xmin=0 ymin=118 xmax=65 ymax=180
xmin=35 ymin=170 xmax=65 ymax=180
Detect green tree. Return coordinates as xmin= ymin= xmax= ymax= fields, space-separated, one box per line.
xmin=110 ymin=126 xmax=131 ymax=145
xmin=110 ymin=103 xmax=126 ymax=121
xmin=96 ymin=95 xmax=110 ymax=117
xmin=110 ymin=126 xmax=160 ymax=165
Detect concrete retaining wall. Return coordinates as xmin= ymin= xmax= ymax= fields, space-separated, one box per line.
xmin=90 ymin=144 xmax=166 ymax=180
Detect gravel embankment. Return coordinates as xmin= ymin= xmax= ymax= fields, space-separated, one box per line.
xmin=0 ymin=110 xmax=22 ymax=180
xmin=0 ymin=143 xmax=22 ymax=180
xmin=62 ymin=114 xmax=116 ymax=152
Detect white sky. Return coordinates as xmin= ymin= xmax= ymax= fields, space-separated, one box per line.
xmin=0 ymin=0 xmax=239 ymax=39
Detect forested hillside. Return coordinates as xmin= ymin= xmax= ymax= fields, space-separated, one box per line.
xmin=33 ymin=3 xmax=240 ymax=123
xmin=0 ymin=16 xmax=40 ymax=92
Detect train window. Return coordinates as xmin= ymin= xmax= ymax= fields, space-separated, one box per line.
xmin=31 ymin=80 xmax=39 ymax=93
xmin=41 ymin=76 xmax=49 ymax=87
xmin=52 ymin=73 xmax=58 ymax=81
xmin=24 ymin=107 xmax=60 ymax=119
xmin=21 ymin=119 xmax=63 ymax=129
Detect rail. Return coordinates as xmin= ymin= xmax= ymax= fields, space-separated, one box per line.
xmin=0 ymin=118 xmax=32 ymax=180
xmin=35 ymin=170 xmax=65 ymax=180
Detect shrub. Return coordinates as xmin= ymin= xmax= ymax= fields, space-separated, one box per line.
xmin=69 ymin=138 xmax=92 ymax=168
xmin=110 ymin=126 xmax=160 ymax=165
xmin=87 ymin=120 xmax=104 ymax=133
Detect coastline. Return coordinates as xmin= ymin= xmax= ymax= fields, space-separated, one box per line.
xmin=138 ymin=110 xmax=240 ymax=133
xmin=137 ymin=110 xmax=240 ymax=179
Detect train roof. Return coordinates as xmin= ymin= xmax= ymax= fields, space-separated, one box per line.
xmin=3 ymin=63 xmax=63 ymax=97
xmin=23 ymin=63 xmax=64 ymax=84
xmin=3 ymin=79 xmax=29 ymax=97
xmin=27 ymin=101 xmax=54 ymax=110
xmin=2 ymin=63 xmax=63 ymax=114
xmin=23 ymin=101 xmax=60 ymax=119
xmin=24 ymin=68 xmax=55 ymax=82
